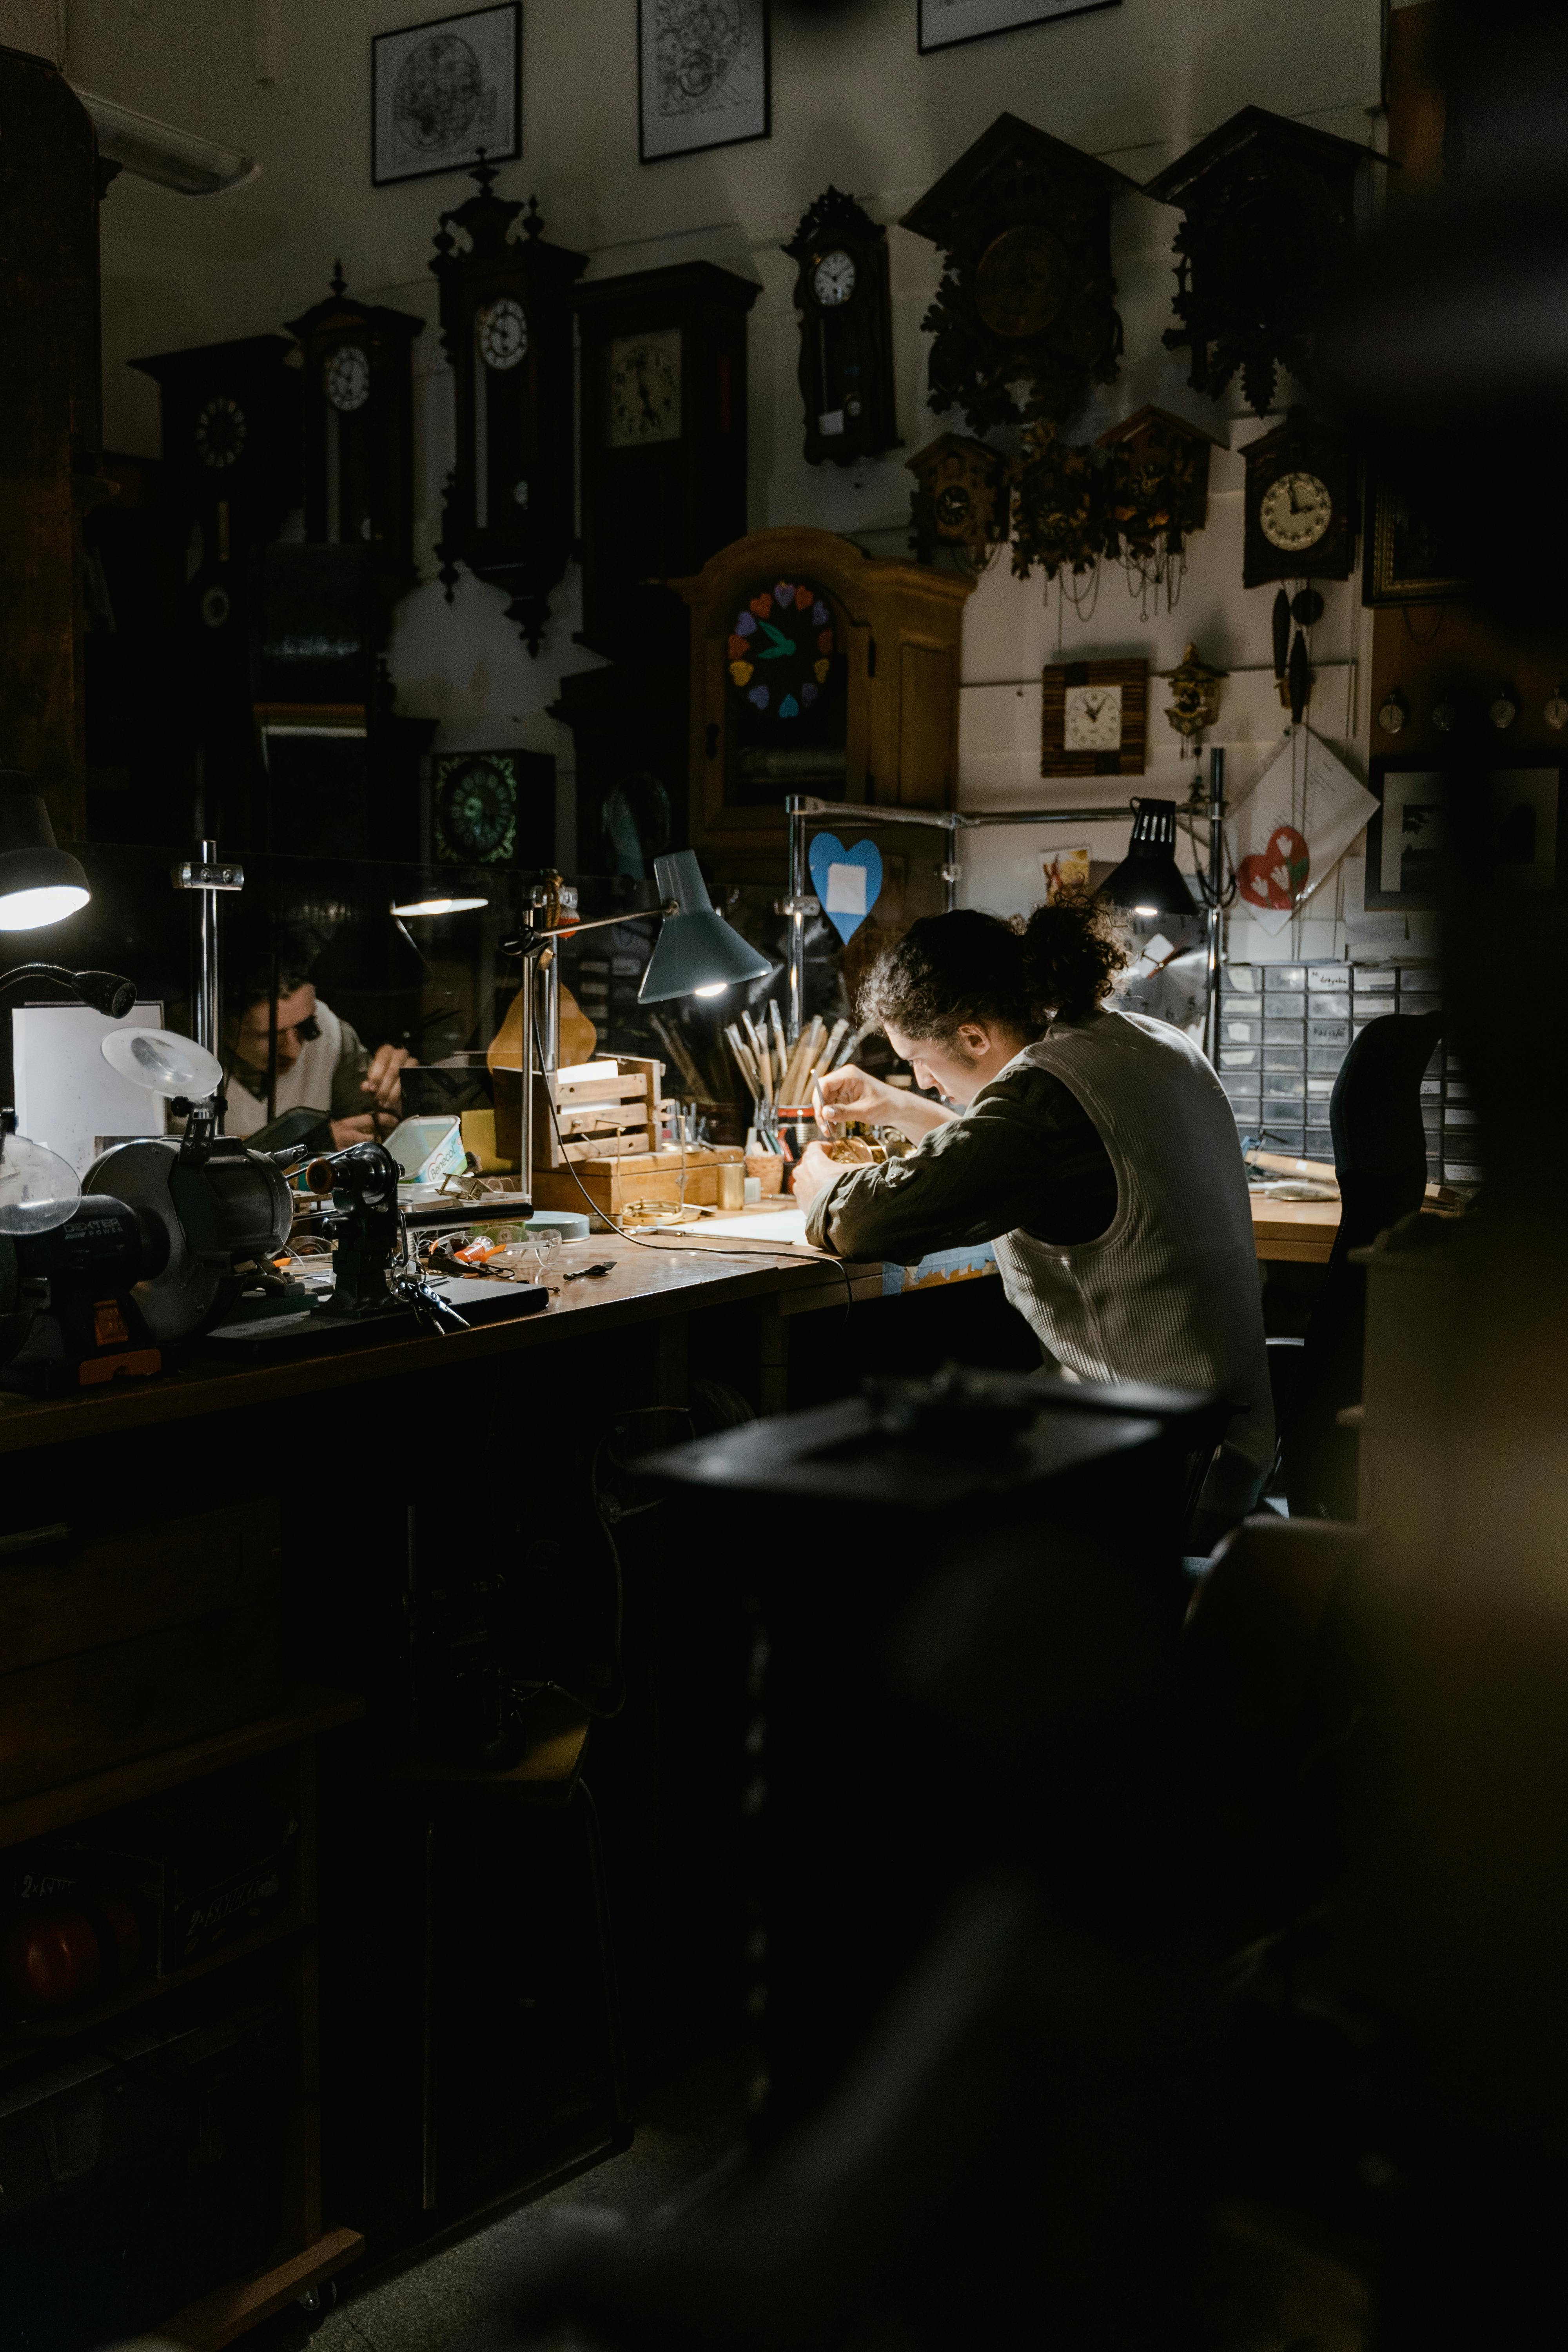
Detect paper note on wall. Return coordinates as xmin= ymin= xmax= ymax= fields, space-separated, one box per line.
xmin=825 ymin=862 xmax=868 ymax=916
xmin=1226 ymin=730 xmax=1378 ymax=937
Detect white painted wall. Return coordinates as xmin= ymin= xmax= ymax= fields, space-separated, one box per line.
xmin=28 ymin=0 xmax=1405 ymax=950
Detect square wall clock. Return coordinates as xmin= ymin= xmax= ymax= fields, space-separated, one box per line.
xmin=372 ymin=4 xmax=521 ymax=188
xmin=1041 ymin=658 xmax=1146 ymax=778
xmin=638 ymin=0 xmax=770 ymax=164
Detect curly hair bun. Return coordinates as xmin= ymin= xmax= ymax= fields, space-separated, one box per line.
xmin=858 ymin=893 xmax=1127 ymax=1046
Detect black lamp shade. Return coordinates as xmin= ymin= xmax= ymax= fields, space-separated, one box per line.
xmin=0 ymin=773 xmax=89 ymax=931
xmin=639 ymin=850 xmax=773 ymax=1005
xmin=1099 ymin=799 xmax=1197 ymax=921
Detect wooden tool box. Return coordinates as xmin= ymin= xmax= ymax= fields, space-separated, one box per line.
xmin=530 ymin=1144 xmax=745 ymax=1225
xmin=492 ymin=1054 xmax=659 ymax=1169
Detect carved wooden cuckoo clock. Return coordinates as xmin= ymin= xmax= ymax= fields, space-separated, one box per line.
xmin=783 ymin=186 xmax=901 ymax=469
xmin=1144 ymin=106 xmax=1386 ymax=417
xmin=429 ymin=163 xmax=587 ymax=656
xmin=906 ymin=434 xmax=1012 ymax=571
xmin=1094 ymin=404 xmax=1220 ymax=564
xmin=285 ymin=265 xmax=423 ymax=617
xmin=1241 ymin=408 xmax=1355 ymax=588
xmin=900 ymin=112 xmax=1140 ymax=438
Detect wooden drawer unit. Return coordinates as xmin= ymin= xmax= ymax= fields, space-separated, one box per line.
xmin=0 ymin=1504 xmax=284 ymax=1802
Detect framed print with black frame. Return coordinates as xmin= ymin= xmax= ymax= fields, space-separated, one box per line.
xmin=1367 ymin=757 xmax=1566 ymax=909
xmin=638 ymin=0 xmax=770 ymax=165
xmin=372 ymin=4 xmax=521 ymax=189
xmin=918 ymin=0 xmax=1119 ymax=54
xmin=1363 ymin=464 xmax=1475 ymax=607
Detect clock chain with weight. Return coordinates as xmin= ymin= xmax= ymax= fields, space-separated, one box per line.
xmin=285 ymin=263 xmax=423 ymax=623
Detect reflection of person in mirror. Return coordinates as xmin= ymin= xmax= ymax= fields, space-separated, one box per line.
xmin=222 ymin=968 xmax=417 ymax=1148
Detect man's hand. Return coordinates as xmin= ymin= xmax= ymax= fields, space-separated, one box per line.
xmin=815 ymin=1065 xmax=899 ymax=1131
xmin=790 ymin=1140 xmax=849 ymax=1210
xmin=362 ymin=1043 xmax=417 ymax=1112
xmin=330 ymin=1113 xmax=382 ymax=1148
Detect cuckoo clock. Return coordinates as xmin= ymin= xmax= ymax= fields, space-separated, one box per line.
xmin=906 ymin=434 xmax=1011 ymax=570
xmin=285 ymin=265 xmax=423 ymax=615
xmin=672 ymin=524 xmax=972 ymax=877
xmin=429 ymin=165 xmax=587 ymax=655
xmin=570 ymin=261 xmax=759 ymax=665
xmin=1145 ymin=106 xmax=1386 ymax=418
xmin=783 ymin=187 xmax=901 ymax=469
xmin=1242 ymin=409 xmax=1355 ymax=588
xmin=1095 ymin=405 xmax=1220 ymax=563
xmin=130 ymin=335 xmax=300 ymax=659
xmin=900 ymin=112 xmax=1139 ymax=438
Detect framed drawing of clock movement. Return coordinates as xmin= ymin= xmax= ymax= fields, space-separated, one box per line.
xmin=1041 ymin=659 xmax=1147 ymax=778
xmin=638 ymin=0 xmax=769 ymax=165
xmin=372 ymin=4 xmax=521 ymax=189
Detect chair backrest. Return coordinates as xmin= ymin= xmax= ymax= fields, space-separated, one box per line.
xmin=1330 ymin=1008 xmax=1445 ymax=1254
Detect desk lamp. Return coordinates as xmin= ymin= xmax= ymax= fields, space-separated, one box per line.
xmin=503 ymin=849 xmax=769 ymax=1193
xmin=0 ymin=773 xmax=91 ymax=931
xmin=1099 ymin=799 xmax=1198 ymax=921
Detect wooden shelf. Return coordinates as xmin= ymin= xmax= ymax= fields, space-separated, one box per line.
xmin=131 ymin=2226 xmax=365 ymax=2352
xmin=0 ymin=1685 xmax=364 ymax=1853
xmin=0 ymin=1906 xmax=313 ymax=2076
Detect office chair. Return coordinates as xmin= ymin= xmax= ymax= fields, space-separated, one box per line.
xmin=1280 ymin=1008 xmax=1444 ymax=1518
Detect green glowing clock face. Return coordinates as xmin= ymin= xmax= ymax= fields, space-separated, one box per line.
xmin=726 ymin=580 xmax=838 ymax=722
xmin=435 ymin=753 xmax=517 ymax=865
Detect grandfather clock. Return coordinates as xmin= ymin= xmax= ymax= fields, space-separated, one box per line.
xmin=429 ymin=162 xmax=587 ymax=654
xmin=783 ymin=187 xmax=901 ymax=469
xmin=285 ymin=265 xmax=422 ymax=615
xmin=570 ymin=260 xmax=759 ymax=664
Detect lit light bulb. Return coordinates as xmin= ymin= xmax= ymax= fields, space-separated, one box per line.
xmin=693 ymin=982 xmax=728 ymax=998
xmin=0 ymin=883 xmax=89 ymax=931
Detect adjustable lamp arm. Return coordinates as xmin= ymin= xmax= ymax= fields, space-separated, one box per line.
xmin=0 ymin=964 xmax=136 ymax=1018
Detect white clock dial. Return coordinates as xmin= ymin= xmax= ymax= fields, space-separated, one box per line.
xmin=1259 ymin=470 xmax=1332 ymax=554
xmin=1063 ymin=683 xmax=1124 ymax=753
xmin=325 ymin=344 xmax=371 ymax=414
xmin=812 ymin=249 xmax=857 ymax=307
xmin=477 ymin=296 xmax=528 ymax=372
xmin=608 ymin=329 xmax=681 ymax=448
xmin=194 ymin=394 xmax=246 ymax=470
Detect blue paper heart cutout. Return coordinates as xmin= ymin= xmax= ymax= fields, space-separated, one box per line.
xmin=809 ymin=833 xmax=883 ymax=944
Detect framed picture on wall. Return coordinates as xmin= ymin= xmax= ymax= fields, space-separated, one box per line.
xmin=372 ymin=3 xmax=521 ymax=188
xmin=1363 ymin=463 xmax=1475 ymax=606
xmin=918 ymin=0 xmax=1120 ymax=54
xmin=1367 ymin=758 xmax=1566 ymax=908
xmin=638 ymin=0 xmax=771 ymax=164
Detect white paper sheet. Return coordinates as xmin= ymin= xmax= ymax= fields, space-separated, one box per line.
xmin=825 ymin=863 xmax=868 ymax=916
xmin=669 ymin=1208 xmax=812 ymax=1245
xmin=1226 ymin=729 xmax=1378 ymax=938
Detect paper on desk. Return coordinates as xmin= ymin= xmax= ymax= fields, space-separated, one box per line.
xmin=669 ymin=1208 xmax=812 ymax=1246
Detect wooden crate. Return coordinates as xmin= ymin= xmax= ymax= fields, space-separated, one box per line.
xmin=0 ymin=1503 xmax=285 ymax=1802
xmin=530 ymin=1146 xmax=744 ymax=1228
xmin=493 ymin=1056 xmax=662 ymax=1170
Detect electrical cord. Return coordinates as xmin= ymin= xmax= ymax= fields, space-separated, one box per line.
xmin=530 ymin=1006 xmax=857 ymax=1322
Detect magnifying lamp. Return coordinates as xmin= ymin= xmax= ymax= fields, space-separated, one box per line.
xmin=1099 ymin=799 xmax=1198 ymax=922
xmin=0 ymin=1116 xmax=81 ymax=1235
xmin=102 ymin=1027 xmax=226 ymax=1101
xmin=0 ymin=773 xmax=91 ymax=932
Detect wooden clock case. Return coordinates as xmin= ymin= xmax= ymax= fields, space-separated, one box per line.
xmin=284 ymin=269 xmax=423 ymax=621
xmin=673 ymin=526 xmax=972 ymax=883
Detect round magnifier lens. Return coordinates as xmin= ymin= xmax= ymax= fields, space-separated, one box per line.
xmin=101 ymin=1026 xmax=225 ymax=1100
xmin=0 ymin=1132 xmax=81 ymax=1234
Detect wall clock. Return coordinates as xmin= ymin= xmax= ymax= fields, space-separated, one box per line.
xmin=900 ymin=112 xmax=1139 ymax=437
xmin=1041 ymin=658 xmax=1146 ymax=778
xmin=285 ymin=264 xmax=423 ymax=620
xmin=1094 ymin=404 xmax=1219 ymax=564
xmin=572 ymin=261 xmax=760 ymax=663
xmin=906 ymin=433 xmax=1012 ymax=570
xmin=726 ymin=580 xmax=840 ymax=723
xmin=430 ymin=165 xmax=588 ymax=656
xmin=1145 ymin=105 xmax=1387 ymax=417
xmin=1241 ymin=410 xmax=1354 ymax=588
xmin=431 ymin=746 xmax=555 ymax=867
xmin=783 ymin=187 xmax=900 ymax=469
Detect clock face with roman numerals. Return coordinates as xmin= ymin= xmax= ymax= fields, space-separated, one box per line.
xmin=194 ymin=394 xmax=247 ymax=470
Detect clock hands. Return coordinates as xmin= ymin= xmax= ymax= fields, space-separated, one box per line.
xmin=757 ymin=619 xmax=793 ymax=659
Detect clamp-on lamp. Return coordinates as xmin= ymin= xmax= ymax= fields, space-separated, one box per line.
xmin=0 ymin=773 xmax=91 ymax=932
xmin=1099 ymin=799 xmax=1198 ymax=922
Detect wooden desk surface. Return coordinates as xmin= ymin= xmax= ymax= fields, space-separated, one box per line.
xmin=0 ymin=1229 xmax=870 ymax=1457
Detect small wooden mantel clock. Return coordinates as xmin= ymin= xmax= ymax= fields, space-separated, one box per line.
xmin=429 ymin=162 xmax=587 ymax=655
xmin=783 ymin=186 xmax=901 ymax=470
xmin=285 ymin=265 xmax=423 ymax=617
xmin=673 ymin=525 xmax=973 ymax=880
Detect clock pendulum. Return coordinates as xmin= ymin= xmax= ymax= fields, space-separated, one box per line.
xmin=784 ymin=187 xmax=901 ymax=469
xmin=284 ymin=262 xmax=423 ymax=622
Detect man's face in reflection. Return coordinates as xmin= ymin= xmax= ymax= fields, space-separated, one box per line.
xmin=234 ymin=983 xmax=321 ymax=1075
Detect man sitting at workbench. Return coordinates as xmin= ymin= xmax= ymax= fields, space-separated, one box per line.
xmin=221 ymin=965 xmax=417 ymax=1149
xmin=791 ymin=899 xmax=1272 ymax=1545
